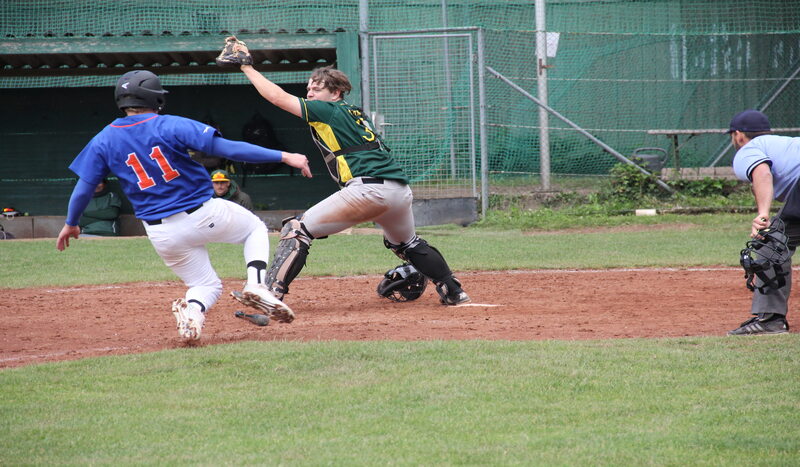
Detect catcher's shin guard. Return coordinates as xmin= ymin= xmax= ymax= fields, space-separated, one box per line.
xmin=265 ymin=217 xmax=312 ymax=299
xmin=384 ymin=236 xmax=464 ymax=297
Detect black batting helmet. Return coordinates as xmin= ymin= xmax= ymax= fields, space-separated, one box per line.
xmin=115 ymin=70 xmax=168 ymax=111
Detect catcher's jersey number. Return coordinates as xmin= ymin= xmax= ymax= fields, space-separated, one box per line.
xmin=348 ymin=108 xmax=376 ymax=143
xmin=125 ymin=146 xmax=181 ymax=190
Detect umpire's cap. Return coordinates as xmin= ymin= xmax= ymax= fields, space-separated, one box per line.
xmin=727 ymin=110 xmax=771 ymax=134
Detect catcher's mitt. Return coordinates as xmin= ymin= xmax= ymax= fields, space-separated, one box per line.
xmin=216 ymin=36 xmax=253 ymax=67
xmin=740 ymin=218 xmax=791 ymax=293
xmin=377 ymin=263 xmax=428 ymax=302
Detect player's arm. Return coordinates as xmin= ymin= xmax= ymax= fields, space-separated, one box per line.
xmin=208 ymin=136 xmax=312 ymax=178
xmin=240 ymin=65 xmax=302 ymax=118
xmin=56 ymin=178 xmax=96 ymax=251
xmin=749 ymin=162 xmax=774 ymax=236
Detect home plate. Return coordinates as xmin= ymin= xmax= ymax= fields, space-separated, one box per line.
xmin=455 ymin=303 xmax=501 ymax=307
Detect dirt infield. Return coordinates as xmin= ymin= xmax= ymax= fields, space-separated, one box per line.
xmin=0 ymin=268 xmax=775 ymax=368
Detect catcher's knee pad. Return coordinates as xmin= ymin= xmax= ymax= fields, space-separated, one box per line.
xmin=265 ymin=217 xmax=312 ymax=298
xmin=385 ymin=236 xmax=457 ymax=288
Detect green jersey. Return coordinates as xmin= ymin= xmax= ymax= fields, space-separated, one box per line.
xmin=299 ymin=98 xmax=409 ymax=185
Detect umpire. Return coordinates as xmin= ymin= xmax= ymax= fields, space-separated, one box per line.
xmin=729 ymin=109 xmax=798 ymax=335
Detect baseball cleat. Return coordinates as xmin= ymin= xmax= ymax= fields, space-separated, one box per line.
xmin=435 ymin=279 xmax=471 ymax=306
xmin=440 ymin=291 xmax=471 ymax=306
xmin=171 ymin=298 xmax=205 ymax=341
xmin=727 ymin=314 xmax=789 ymax=336
xmin=231 ymin=284 xmax=295 ymax=323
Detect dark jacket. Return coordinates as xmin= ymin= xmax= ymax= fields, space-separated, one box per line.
xmin=79 ymin=188 xmax=122 ymax=236
xmin=214 ymin=179 xmax=254 ymax=211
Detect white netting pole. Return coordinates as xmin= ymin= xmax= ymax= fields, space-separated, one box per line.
xmin=359 ymin=0 xmax=370 ymax=114
xmin=478 ymin=28 xmax=489 ymax=217
xmin=535 ymin=0 xmax=551 ymax=190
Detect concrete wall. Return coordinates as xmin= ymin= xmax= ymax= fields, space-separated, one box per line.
xmin=0 ymin=197 xmax=478 ymax=239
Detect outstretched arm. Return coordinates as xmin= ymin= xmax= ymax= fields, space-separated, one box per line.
xmin=240 ymin=65 xmax=302 ymax=118
xmin=209 ymin=137 xmax=312 ymax=178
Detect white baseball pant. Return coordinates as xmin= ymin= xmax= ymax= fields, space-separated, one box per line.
xmin=144 ymin=197 xmax=269 ymax=311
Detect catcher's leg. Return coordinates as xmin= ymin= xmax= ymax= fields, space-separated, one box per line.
xmin=264 ymin=216 xmax=313 ymax=300
xmin=384 ymin=236 xmax=470 ymax=305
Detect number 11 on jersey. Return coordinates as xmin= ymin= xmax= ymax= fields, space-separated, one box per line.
xmin=125 ymin=146 xmax=181 ymax=190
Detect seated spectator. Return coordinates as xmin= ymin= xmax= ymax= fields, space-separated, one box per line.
xmin=211 ymin=169 xmax=254 ymax=211
xmin=79 ymin=179 xmax=122 ymax=236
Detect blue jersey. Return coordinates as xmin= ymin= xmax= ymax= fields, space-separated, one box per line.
xmin=732 ymin=135 xmax=800 ymax=201
xmin=69 ymin=113 xmax=217 ymax=221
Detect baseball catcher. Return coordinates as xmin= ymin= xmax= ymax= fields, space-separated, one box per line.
xmin=217 ymin=36 xmax=470 ymax=308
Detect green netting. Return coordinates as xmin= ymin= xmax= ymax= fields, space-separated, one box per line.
xmin=3 ymin=0 xmax=799 ymax=37
xmin=368 ymin=32 xmax=477 ymax=197
xmin=486 ymin=29 xmax=800 ymax=178
xmin=2 ymin=0 xmax=800 ymax=211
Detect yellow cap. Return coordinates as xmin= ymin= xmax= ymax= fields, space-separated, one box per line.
xmin=211 ymin=171 xmax=230 ymax=182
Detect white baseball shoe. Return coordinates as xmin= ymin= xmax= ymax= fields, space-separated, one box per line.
xmin=171 ymin=298 xmax=205 ymax=341
xmin=231 ymin=284 xmax=295 ymax=323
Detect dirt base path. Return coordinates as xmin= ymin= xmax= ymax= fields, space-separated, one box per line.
xmin=0 ymin=268 xmax=770 ymax=368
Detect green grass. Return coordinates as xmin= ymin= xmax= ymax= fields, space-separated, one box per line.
xmin=0 ymin=213 xmax=751 ymax=288
xmin=2 ymin=339 xmax=799 ymax=465
xmin=4 ymin=213 xmax=797 ymax=465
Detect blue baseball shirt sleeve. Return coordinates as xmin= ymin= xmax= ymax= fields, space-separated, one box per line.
xmin=168 ymin=117 xmax=282 ymax=163
xmin=69 ymin=134 xmax=111 ymax=188
xmin=208 ymin=137 xmax=282 ymax=163
xmin=65 ymin=178 xmax=98 ymax=226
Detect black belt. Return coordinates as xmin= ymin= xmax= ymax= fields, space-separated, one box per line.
xmin=145 ymin=202 xmax=204 ymax=226
xmin=360 ymin=177 xmax=384 ymax=184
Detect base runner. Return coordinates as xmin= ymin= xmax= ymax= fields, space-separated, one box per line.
xmin=56 ymin=70 xmax=312 ymax=341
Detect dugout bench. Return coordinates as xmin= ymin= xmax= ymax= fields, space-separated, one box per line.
xmin=647 ymin=127 xmax=800 ymax=172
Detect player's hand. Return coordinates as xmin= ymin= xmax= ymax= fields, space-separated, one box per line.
xmin=56 ymin=224 xmax=80 ymax=251
xmin=282 ymin=152 xmax=313 ymax=178
xmin=751 ymin=215 xmax=770 ymax=238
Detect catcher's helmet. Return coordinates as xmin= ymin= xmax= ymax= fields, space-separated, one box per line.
xmin=377 ymin=263 xmax=428 ymax=302
xmin=115 ymin=70 xmax=168 ymax=112
xmin=740 ymin=218 xmax=791 ymax=293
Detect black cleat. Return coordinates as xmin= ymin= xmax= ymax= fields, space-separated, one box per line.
xmin=728 ymin=314 xmax=789 ymax=336
xmin=435 ymin=278 xmax=471 ymax=306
